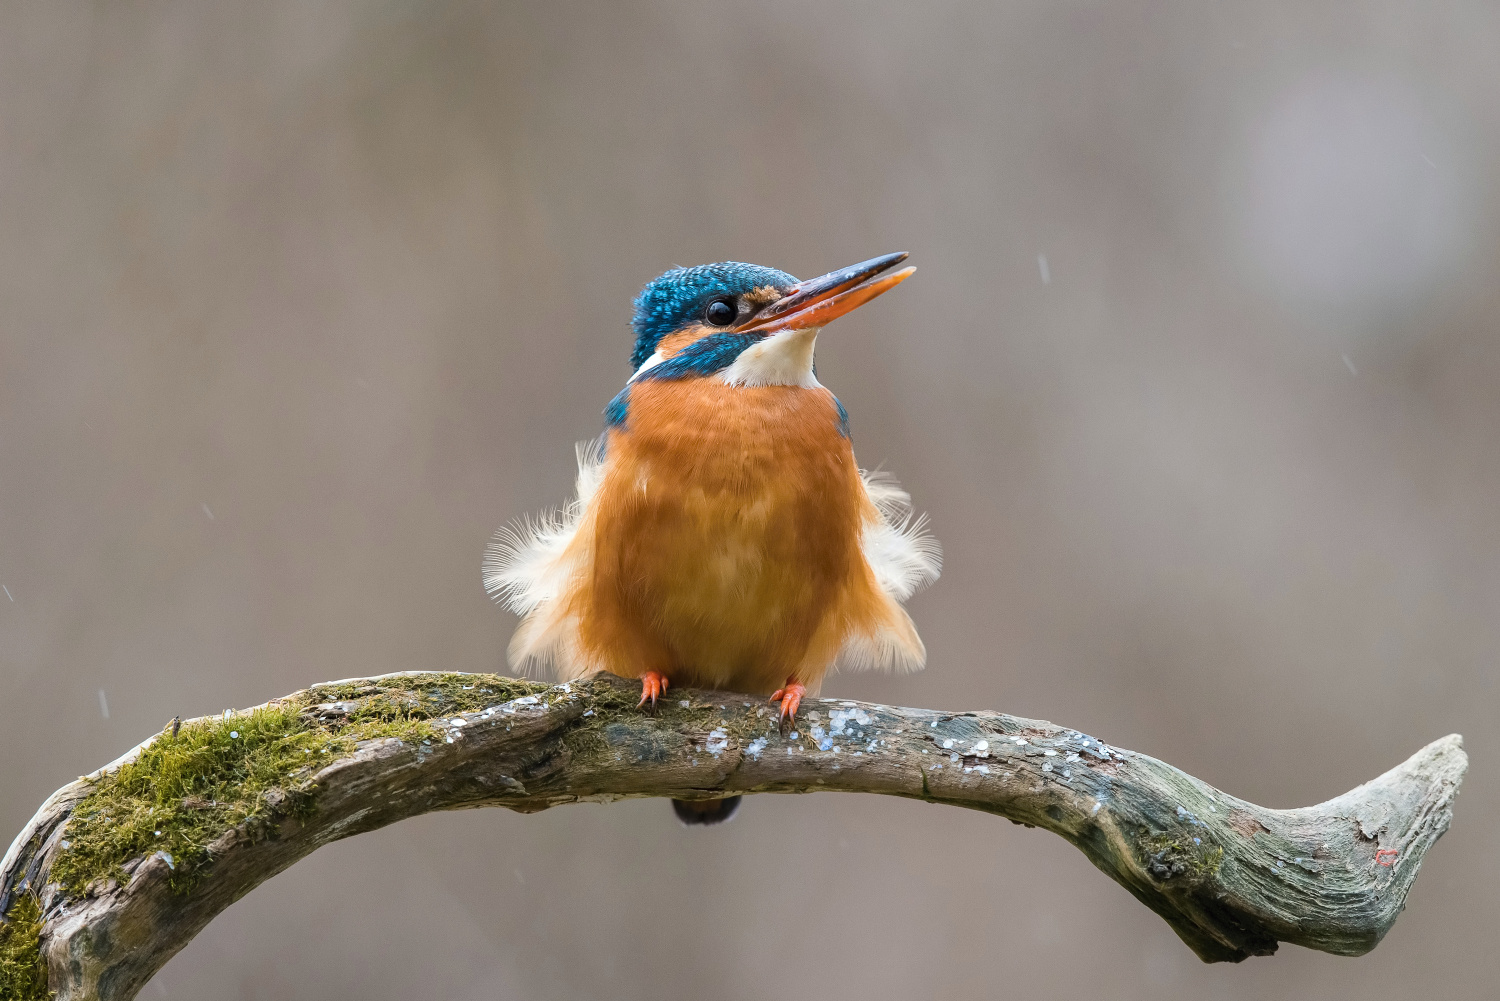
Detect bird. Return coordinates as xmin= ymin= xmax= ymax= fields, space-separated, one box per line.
xmin=485 ymin=252 xmax=940 ymax=824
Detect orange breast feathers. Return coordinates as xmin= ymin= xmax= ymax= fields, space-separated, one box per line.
xmin=486 ymin=379 xmax=941 ymax=695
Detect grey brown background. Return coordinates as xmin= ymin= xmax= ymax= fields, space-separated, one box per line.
xmin=2 ymin=2 xmax=1496 ymax=998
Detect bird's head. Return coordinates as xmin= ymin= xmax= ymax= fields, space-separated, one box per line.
xmin=626 ymin=252 xmax=915 ymax=387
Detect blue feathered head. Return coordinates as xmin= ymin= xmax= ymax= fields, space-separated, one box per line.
xmin=629 ymin=262 xmax=797 ymax=370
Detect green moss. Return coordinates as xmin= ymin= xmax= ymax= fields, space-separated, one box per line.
xmin=50 ymin=702 xmax=334 ymax=897
xmin=1139 ymin=830 xmax=1225 ymax=882
xmin=0 ymin=892 xmax=52 ymax=1000
xmin=50 ymin=673 xmax=552 ymax=899
xmin=310 ymin=673 xmax=546 ymax=715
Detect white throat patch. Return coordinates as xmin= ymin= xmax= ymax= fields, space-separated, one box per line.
xmin=718 ymin=327 xmax=823 ymax=388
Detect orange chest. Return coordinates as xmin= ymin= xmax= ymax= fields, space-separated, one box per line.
xmin=582 ymin=379 xmax=869 ymax=687
xmin=596 ymin=381 xmax=862 ymax=606
xmin=602 ymin=378 xmax=858 ymax=520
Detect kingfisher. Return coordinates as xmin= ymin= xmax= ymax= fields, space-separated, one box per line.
xmin=485 ymin=252 xmax=940 ymax=823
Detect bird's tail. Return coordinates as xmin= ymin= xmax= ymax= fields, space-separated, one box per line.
xmin=671 ymin=796 xmax=742 ymax=826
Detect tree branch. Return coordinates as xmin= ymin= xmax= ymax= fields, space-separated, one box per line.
xmin=0 ymin=672 xmax=1467 ymax=1000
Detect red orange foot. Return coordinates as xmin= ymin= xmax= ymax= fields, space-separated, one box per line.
xmin=638 ymin=670 xmax=669 ymax=710
xmin=770 ymin=678 xmax=807 ymax=727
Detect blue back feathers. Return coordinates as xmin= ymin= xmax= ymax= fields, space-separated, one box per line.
xmin=630 ymin=262 xmax=797 ymax=370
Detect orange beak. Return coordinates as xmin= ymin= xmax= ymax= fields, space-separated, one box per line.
xmin=740 ymin=252 xmax=916 ymax=334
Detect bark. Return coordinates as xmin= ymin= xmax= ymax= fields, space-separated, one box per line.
xmin=0 ymin=672 xmax=1467 ymax=1000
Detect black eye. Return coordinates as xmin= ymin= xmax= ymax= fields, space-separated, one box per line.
xmin=705 ymin=299 xmax=736 ymax=326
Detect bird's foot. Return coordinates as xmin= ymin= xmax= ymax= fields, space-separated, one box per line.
xmin=770 ymin=678 xmax=806 ymax=730
xmin=638 ymin=670 xmax=670 ymax=711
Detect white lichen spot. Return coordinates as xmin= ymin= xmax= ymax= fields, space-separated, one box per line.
xmin=450 ymin=718 xmax=467 ymax=727
xmin=1092 ymin=801 xmax=1102 ymax=814
xmin=1013 ymin=737 xmax=1027 ymax=745
xmin=746 ymin=737 xmax=768 ymax=759
xmin=679 ymin=700 xmax=690 ymax=708
xmin=1042 ymin=762 xmax=1053 ymax=772
xmin=705 ymin=728 xmax=730 ymax=755
xmin=1043 ymin=749 xmax=1056 ymax=757
xmin=514 ymin=695 xmax=539 ymax=706
xmin=828 ymin=707 xmax=872 ymax=736
xmin=942 ymin=738 xmax=955 ymax=749
xmin=974 ymin=739 xmax=989 ymax=751
xmin=230 ymin=731 xmax=239 ymax=739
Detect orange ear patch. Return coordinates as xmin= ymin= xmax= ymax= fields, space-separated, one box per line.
xmin=655 ymin=325 xmax=715 ymax=359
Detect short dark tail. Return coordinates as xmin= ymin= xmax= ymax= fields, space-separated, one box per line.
xmin=671 ymin=796 xmax=742 ymax=826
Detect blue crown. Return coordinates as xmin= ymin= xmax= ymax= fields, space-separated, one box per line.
xmin=630 ymin=262 xmax=797 ymax=369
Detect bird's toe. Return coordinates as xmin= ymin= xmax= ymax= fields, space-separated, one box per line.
xmin=771 ymin=678 xmax=807 ymax=729
xmin=638 ymin=670 xmax=670 ymax=711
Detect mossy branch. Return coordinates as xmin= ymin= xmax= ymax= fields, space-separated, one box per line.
xmin=0 ymin=672 xmax=1467 ymax=1001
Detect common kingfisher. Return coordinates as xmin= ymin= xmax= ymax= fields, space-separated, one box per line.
xmin=485 ymin=253 xmax=940 ymax=823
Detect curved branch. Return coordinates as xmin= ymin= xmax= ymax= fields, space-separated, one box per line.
xmin=0 ymin=672 xmax=1467 ymax=1000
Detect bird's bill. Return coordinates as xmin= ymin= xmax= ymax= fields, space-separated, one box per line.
xmin=742 ymin=252 xmax=915 ymax=333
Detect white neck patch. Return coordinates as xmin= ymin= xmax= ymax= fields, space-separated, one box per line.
xmin=719 ymin=327 xmax=823 ymax=388
xmin=630 ymin=350 xmax=665 ymax=381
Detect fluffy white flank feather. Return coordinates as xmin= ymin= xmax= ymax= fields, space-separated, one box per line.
xmin=833 ymin=469 xmax=943 ymax=675
xmin=859 ymin=469 xmax=943 ymax=601
xmin=482 ymin=439 xmax=606 ymax=676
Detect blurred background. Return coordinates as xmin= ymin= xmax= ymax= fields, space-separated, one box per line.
xmin=1 ymin=2 xmax=1495 ymax=998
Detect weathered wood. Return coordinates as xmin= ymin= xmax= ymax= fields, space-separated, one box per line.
xmin=0 ymin=672 xmax=1467 ymax=1000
